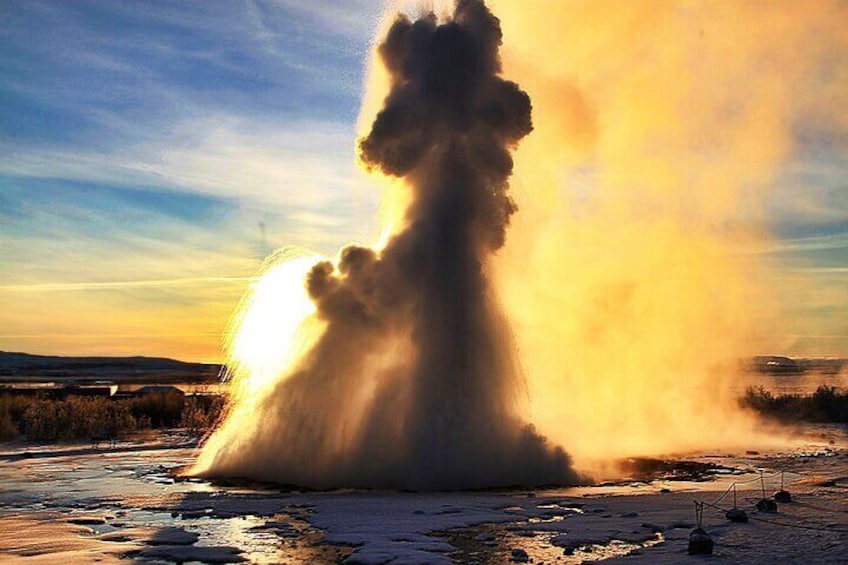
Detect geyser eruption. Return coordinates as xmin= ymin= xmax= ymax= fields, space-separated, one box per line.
xmin=486 ymin=0 xmax=848 ymax=470
xmin=194 ymin=0 xmax=578 ymax=490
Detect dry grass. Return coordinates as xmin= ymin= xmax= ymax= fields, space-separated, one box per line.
xmin=0 ymin=393 xmax=224 ymax=442
xmin=741 ymin=385 xmax=848 ymax=423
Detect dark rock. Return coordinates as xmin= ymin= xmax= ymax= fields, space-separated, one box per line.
xmin=756 ymin=498 xmax=778 ymax=513
xmin=688 ymin=527 xmax=714 ymax=555
xmin=139 ymin=545 xmax=245 ymax=563
xmin=510 ymin=548 xmax=530 ymax=562
xmin=68 ymin=516 xmax=106 ymax=525
xmin=774 ymin=490 xmax=792 ymax=503
xmin=145 ymin=527 xmax=200 ymax=546
xmin=725 ymin=507 xmax=749 ymax=523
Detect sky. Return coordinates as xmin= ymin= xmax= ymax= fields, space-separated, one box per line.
xmin=1 ymin=0 xmax=846 ymax=362
xmin=0 ymin=0 xmax=386 ymax=362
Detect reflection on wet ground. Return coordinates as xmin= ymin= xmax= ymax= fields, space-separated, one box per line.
xmin=0 ymin=433 xmax=351 ymax=563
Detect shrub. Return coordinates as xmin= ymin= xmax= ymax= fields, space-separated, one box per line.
xmin=741 ymin=385 xmax=848 ymax=423
xmin=129 ymin=392 xmax=185 ymax=428
xmin=19 ymin=396 xmax=140 ymax=441
xmin=0 ymin=397 xmax=18 ymax=441
xmin=0 ymin=392 xmax=225 ymax=442
xmin=180 ymin=395 xmax=226 ymax=434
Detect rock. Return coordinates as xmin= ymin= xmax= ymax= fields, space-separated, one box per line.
xmin=620 ymin=512 xmax=639 ymax=518
xmin=510 ymin=548 xmax=530 ymax=562
xmin=774 ymin=490 xmax=792 ymax=503
xmin=180 ymin=509 xmax=208 ymax=519
xmin=139 ymin=545 xmax=245 ymax=563
xmin=145 ymin=527 xmax=200 ymax=546
xmin=756 ymin=498 xmax=778 ymax=513
xmin=725 ymin=507 xmax=749 ymax=523
xmin=687 ymin=527 xmax=713 ymax=555
xmin=67 ymin=516 xmax=107 ymax=525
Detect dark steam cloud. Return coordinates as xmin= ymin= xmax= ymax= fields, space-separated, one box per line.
xmin=201 ymin=0 xmax=579 ymax=490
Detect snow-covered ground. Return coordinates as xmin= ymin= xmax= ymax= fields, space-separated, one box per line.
xmin=0 ymin=426 xmax=846 ymax=564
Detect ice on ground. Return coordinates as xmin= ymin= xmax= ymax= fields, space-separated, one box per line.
xmin=0 ymin=425 xmax=846 ymax=564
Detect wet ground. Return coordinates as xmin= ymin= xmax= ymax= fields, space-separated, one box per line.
xmin=0 ymin=426 xmax=846 ymax=564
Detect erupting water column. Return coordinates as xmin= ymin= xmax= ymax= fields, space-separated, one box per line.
xmin=193 ymin=0 xmax=579 ymax=490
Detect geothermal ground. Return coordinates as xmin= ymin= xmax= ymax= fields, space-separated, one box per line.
xmin=1 ymin=425 xmax=846 ymax=564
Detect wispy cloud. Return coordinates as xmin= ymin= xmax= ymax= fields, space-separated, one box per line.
xmin=0 ymin=0 xmax=389 ymax=360
xmin=757 ymin=232 xmax=848 ymax=254
xmin=0 ymin=277 xmax=257 ymax=293
xmin=0 ymin=116 xmax=379 ymax=231
xmin=267 ymin=0 xmax=383 ymax=41
xmin=783 ymin=267 xmax=848 ymax=274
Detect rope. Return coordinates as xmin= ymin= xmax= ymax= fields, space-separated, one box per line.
xmin=693 ymin=501 xmax=705 ymax=528
xmin=691 ymin=466 xmax=848 ymax=535
xmin=711 ymin=482 xmax=734 ymax=506
xmin=699 ymin=500 xmax=848 ymax=534
xmin=732 ymin=473 xmax=774 ymax=485
xmin=792 ymin=500 xmax=848 ymax=515
xmin=704 ymin=469 xmax=785 ymax=510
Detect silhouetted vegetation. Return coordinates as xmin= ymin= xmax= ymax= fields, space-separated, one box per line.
xmin=0 ymin=397 xmax=18 ymax=441
xmin=741 ymin=385 xmax=848 ymax=423
xmin=0 ymin=393 xmax=224 ymax=442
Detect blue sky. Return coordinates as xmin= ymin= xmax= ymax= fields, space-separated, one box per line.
xmin=0 ymin=0 xmax=846 ymax=360
xmin=0 ymin=0 xmax=387 ymax=360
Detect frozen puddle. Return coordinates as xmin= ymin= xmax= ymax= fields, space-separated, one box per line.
xmin=0 ymin=426 xmax=847 ymax=564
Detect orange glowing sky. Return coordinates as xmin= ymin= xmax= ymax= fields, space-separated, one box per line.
xmin=1 ymin=0 xmax=846 ymax=363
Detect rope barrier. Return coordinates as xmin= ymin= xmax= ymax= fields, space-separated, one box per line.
xmin=792 ymin=500 xmax=848 ymax=515
xmin=710 ymin=482 xmax=734 ymax=506
xmin=698 ymin=469 xmax=783 ymax=510
xmin=693 ymin=501 xmax=705 ymax=528
xmin=700 ymin=500 xmax=848 ymax=534
xmin=689 ymin=466 xmax=848 ymax=535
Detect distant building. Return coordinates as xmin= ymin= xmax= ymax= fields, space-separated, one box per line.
xmin=57 ymin=384 xmax=118 ymax=398
xmin=751 ymin=356 xmax=801 ymax=375
xmin=133 ymin=385 xmax=185 ymax=397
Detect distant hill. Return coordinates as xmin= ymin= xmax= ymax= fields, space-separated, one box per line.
xmin=749 ymin=355 xmax=846 ymax=376
xmin=0 ymin=351 xmax=223 ymax=383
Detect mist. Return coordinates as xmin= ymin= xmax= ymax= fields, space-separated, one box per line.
xmin=194 ymin=0 xmax=579 ymax=490
xmin=195 ymin=0 xmax=847 ymax=484
xmin=486 ymin=0 xmax=848 ymax=470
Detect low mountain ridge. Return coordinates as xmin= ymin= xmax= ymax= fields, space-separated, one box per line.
xmin=0 ymin=351 xmax=222 ymax=383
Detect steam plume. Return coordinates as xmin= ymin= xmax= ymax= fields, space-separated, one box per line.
xmin=194 ymin=0 xmax=578 ymax=490
xmin=486 ymin=0 xmax=848 ymax=471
